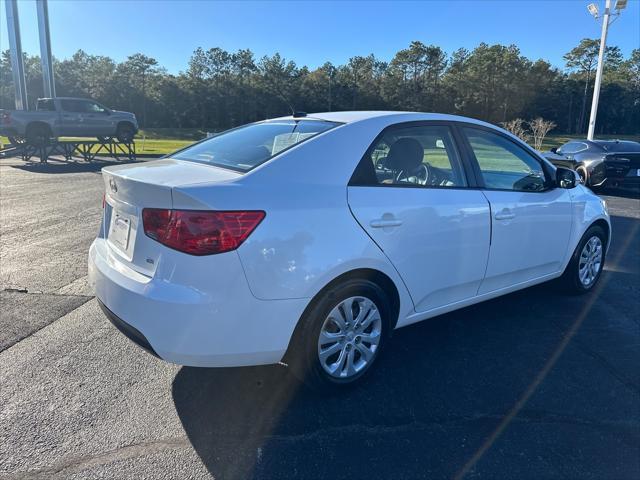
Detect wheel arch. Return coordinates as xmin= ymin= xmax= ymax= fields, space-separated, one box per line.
xmin=282 ymin=267 xmax=402 ymax=363
xmin=116 ymin=120 xmax=136 ymax=132
xmin=26 ymin=121 xmax=53 ymax=136
xmin=590 ymin=218 xmax=610 ymax=244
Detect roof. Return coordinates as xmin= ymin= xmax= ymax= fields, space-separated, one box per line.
xmin=37 ymin=97 xmax=95 ymax=101
xmin=272 ymin=110 xmax=495 ymax=127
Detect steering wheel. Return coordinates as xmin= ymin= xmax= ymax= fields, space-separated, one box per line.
xmin=415 ymin=163 xmax=431 ymax=185
xmin=397 ymin=163 xmax=431 ymax=185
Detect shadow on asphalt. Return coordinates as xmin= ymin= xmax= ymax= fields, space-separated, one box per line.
xmin=172 ymin=213 xmax=639 ymax=479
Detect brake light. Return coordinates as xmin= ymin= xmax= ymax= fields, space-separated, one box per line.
xmin=142 ymin=209 xmax=265 ymax=255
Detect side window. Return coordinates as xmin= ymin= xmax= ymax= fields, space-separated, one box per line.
xmin=352 ymin=125 xmax=467 ymax=188
xmin=60 ymin=100 xmax=84 ymax=113
xmin=36 ymin=99 xmax=55 ymax=111
xmin=463 ymin=127 xmax=548 ymax=192
xmin=86 ymin=102 xmax=107 ymax=113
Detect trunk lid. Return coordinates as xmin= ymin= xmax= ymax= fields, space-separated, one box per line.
xmin=101 ymin=159 xmax=242 ymax=275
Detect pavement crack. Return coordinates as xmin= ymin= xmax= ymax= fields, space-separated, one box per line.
xmin=1 ymin=287 xmax=92 ymax=299
xmin=0 ymin=295 xmax=95 ymax=354
xmin=0 ymin=437 xmax=190 ymax=480
xmin=229 ymin=412 xmax=640 ymax=445
xmin=2 ymin=287 xmax=29 ymax=293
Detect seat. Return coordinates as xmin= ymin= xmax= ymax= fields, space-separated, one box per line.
xmin=384 ymin=138 xmax=424 ymax=183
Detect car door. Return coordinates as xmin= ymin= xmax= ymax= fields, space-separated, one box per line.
xmin=459 ymin=125 xmax=573 ymax=294
xmin=348 ymin=122 xmax=491 ymax=313
xmin=58 ymin=99 xmax=85 ymax=136
xmin=81 ymin=100 xmax=114 ymax=135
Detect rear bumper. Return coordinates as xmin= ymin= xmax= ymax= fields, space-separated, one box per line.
xmin=0 ymin=127 xmax=19 ymax=138
xmin=98 ymin=299 xmax=159 ymax=357
xmin=591 ymin=162 xmax=640 ymax=188
xmin=88 ymin=238 xmax=309 ymax=367
xmin=594 ymin=175 xmax=640 ymax=189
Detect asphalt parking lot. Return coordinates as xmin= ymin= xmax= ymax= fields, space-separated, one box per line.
xmin=0 ymin=156 xmax=638 ymax=480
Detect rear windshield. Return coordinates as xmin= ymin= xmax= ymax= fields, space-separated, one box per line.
xmin=173 ymin=120 xmax=340 ymax=172
xmin=36 ymin=99 xmax=55 ymax=111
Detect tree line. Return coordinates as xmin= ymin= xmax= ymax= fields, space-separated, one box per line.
xmin=1 ymin=39 xmax=638 ymax=135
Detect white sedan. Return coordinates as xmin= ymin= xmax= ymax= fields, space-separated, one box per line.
xmin=88 ymin=111 xmax=610 ymax=390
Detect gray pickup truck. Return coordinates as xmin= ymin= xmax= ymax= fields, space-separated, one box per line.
xmin=0 ymin=97 xmax=138 ymax=145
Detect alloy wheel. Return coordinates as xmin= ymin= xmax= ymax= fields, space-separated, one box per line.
xmin=578 ymin=236 xmax=603 ymax=287
xmin=317 ymin=296 xmax=382 ymax=379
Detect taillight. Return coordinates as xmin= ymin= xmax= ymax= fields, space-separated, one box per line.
xmin=142 ymin=209 xmax=265 ymax=255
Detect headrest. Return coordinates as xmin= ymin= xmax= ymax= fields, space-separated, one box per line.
xmin=385 ymin=138 xmax=424 ymax=173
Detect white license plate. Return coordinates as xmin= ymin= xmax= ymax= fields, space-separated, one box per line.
xmin=109 ymin=213 xmax=131 ymax=251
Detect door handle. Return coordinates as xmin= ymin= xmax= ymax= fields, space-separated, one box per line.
xmin=370 ymin=218 xmax=403 ymax=228
xmin=494 ymin=209 xmax=515 ymax=221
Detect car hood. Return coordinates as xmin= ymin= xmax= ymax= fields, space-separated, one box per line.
xmin=112 ymin=110 xmax=136 ymax=117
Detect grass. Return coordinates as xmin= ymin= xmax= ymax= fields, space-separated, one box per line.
xmin=1 ymin=129 xmax=638 ymax=156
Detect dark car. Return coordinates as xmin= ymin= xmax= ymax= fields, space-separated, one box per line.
xmin=543 ymin=139 xmax=640 ymax=189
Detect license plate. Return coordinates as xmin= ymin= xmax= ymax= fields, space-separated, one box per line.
xmin=109 ymin=213 xmax=131 ymax=251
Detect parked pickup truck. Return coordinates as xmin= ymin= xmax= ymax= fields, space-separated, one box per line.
xmin=0 ymin=97 xmax=138 ymax=145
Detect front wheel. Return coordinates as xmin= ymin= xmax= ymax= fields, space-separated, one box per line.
xmin=559 ymin=225 xmax=606 ymax=294
xmin=576 ymin=165 xmax=589 ymax=186
xmin=288 ymin=279 xmax=391 ymax=391
xmin=116 ymin=123 xmax=135 ymax=143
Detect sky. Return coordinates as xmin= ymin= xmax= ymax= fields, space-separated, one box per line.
xmin=1 ymin=0 xmax=639 ymax=72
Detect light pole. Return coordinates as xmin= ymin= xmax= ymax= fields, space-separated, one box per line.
xmin=36 ymin=0 xmax=56 ymax=98
xmin=586 ymin=0 xmax=627 ymax=140
xmin=4 ymin=0 xmax=28 ymax=110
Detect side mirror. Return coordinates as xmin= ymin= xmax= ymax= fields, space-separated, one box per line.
xmin=556 ymin=167 xmax=577 ymax=189
xmin=550 ymin=147 xmax=558 ymax=154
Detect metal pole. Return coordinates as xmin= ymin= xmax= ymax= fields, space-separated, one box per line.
xmin=4 ymin=0 xmax=28 ymax=110
xmin=36 ymin=0 xmax=56 ymax=98
xmin=587 ymin=0 xmax=611 ymax=140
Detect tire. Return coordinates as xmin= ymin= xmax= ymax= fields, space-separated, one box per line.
xmin=559 ymin=225 xmax=606 ymax=294
xmin=116 ymin=123 xmax=135 ymax=143
xmin=25 ymin=124 xmax=52 ymax=146
xmin=576 ymin=165 xmax=589 ymax=186
xmin=287 ymin=278 xmax=392 ymax=391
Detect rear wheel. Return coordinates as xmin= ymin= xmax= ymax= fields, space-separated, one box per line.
xmin=116 ymin=123 xmax=135 ymax=143
xmin=25 ymin=124 xmax=52 ymax=146
xmin=288 ymin=279 xmax=391 ymax=391
xmin=559 ymin=225 xmax=606 ymax=294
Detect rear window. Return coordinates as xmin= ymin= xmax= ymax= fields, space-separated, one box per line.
xmin=36 ymin=99 xmax=55 ymax=111
xmin=173 ymin=120 xmax=340 ymax=172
